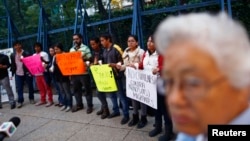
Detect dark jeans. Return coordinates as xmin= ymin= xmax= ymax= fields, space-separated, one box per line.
xmin=97 ymin=91 xmax=108 ymax=109
xmin=109 ymin=78 xmax=129 ymax=118
xmin=16 ymin=74 xmax=34 ymax=103
xmin=57 ymin=81 xmax=72 ymax=107
xmin=71 ymin=74 xmax=93 ymax=108
xmin=51 ymin=73 xmax=63 ymax=104
xmin=154 ymin=94 xmax=173 ymax=133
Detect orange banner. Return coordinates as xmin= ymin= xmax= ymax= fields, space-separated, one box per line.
xmin=56 ymin=52 xmax=85 ymax=75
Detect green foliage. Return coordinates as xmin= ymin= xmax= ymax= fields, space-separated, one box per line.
xmin=0 ymin=0 xmax=249 ymax=51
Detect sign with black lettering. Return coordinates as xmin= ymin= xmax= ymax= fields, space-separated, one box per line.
xmin=208 ymin=125 xmax=250 ymax=140
xmin=126 ymin=67 xmax=157 ymax=109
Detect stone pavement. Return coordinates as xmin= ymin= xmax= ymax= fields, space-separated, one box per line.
xmin=0 ymin=93 xmax=172 ymax=141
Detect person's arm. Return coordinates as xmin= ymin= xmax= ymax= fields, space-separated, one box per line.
xmin=0 ymin=55 xmax=10 ymax=69
xmin=83 ymin=46 xmax=92 ymax=61
xmin=10 ymin=53 xmax=15 ymax=76
xmin=138 ymin=52 xmax=146 ymax=70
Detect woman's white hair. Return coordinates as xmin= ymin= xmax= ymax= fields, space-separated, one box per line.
xmin=154 ymin=12 xmax=250 ymax=88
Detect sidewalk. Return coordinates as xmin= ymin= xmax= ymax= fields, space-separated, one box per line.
xmin=0 ymin=93 xmax=166 ymax=141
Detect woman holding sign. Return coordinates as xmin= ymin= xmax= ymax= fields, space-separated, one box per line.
xmin=33 ymin=42 xmax=54 ymax=107
xmin=116 ymin=35 xmax=146 ymax=128
xmin=51 ymin=43 xmax=72 ymax=112
xmin=89 ymin=37 xmax=110 ymax=119
xmin=132 ymin=35 xmax=174 ymax=140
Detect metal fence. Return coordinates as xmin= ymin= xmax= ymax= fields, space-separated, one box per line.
xmin=0 ymin=0 xmax=248 ymax=52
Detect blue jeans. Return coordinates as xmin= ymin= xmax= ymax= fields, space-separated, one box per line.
xmin=109 ymin=78 xmax=129 ymax=118
xmin=16 ymin=74 xmax=34 ymax=103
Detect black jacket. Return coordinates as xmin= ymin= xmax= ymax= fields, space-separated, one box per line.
xmin=10 ymin=51 xmax=31 ymax=76
xmin=0 ymin=53 xmax=10 ymax=79
xmin=53 ymin=57 xmax=70 ymax=82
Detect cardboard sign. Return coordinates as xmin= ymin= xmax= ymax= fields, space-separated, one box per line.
xmin=22 ymin=55 xmax=44 ymax=75
xmin=126 ymin=67 xmax=158 ymax=109
xmin=90 ymin=64 xmax=117 ymax=92
xmin=56 ymin=52 xmax=85 ymax=75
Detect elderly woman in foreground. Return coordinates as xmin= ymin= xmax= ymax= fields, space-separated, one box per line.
xmin=154 ymin=12 xmax=250 ymax=141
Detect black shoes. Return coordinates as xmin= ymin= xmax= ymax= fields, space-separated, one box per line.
xmin=96 ymin=109 xmax=103 ymax=115
xmin=101 ymin=108 xmax=110 ymax=119
xmin=71 ymin=105 xmax=84 ymax=113
xmin=149 ymin=127 xmax=162 ymax=137
xmin=108 ymin=112 xmax=120 ymax=119
xmin=17 ymin=103 xmax=23 ymax=108
xmin=10 ymin=103 xmax=16 ymax=109
xmin=128 ymin=114 xmax=139 ymax=127
xmin=120 ymin=117 xmax=130 ymax=125
xmin=137 ymin=116 xmax=147 ymax=129
xmin=86 ymin=107 xmax=93 ymax=114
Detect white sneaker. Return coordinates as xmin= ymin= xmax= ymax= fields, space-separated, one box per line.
xmin=65 ymin=107 xmax=71 ymax=112
xmin=60 ymin=106 xmax=66 ymax=111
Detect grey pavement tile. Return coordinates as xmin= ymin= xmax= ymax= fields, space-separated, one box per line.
xmin=0 ymin=94 xmax=160 ymax=141
xmin=90 ymin=113 xmax=133 ymax=130
xmin=17 ymin=120 xmax=84 ymax=141
xmin=3 ymin=115 xmax=51 ymax=141
xmin=123 ymin=130 xmax=158 ymax=141
xmin=68 ymin=124 xmax=130 ymax=141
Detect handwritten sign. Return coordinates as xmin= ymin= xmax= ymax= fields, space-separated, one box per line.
xmin=126 ymin=67 xmax=158 ymax=109
xmin=22 ymin=55 xmax=45 ymax=75
xmin=90 ymin=64 xmax=117 ymax=92
xmin=0 ymin=48 xmax=17 ymax=102
xmin=56 ymin=52 xmax=85 ymax=75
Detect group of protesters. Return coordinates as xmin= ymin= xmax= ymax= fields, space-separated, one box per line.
xmin=0 ymin=33 xmax=174 ymax=141
xmin=2 ymin=11 xmax=250 ymax=141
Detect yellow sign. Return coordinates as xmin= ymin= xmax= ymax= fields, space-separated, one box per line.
xmin=90 ymin=64 xmax=117 ymax=92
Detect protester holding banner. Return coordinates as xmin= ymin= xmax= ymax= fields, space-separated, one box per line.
xmin=0 ymin=53 xmax=16 ymax=109
xmin=51 ymin=43 xmax=72 ymax=112
xmin=48 ymin=46 xmax=63 ymax=107
xmin=10 ymin=41 xmax=35 ymax=108
xmin=135 ymin=35 xmax=173 ymax=140
xmin=89 ymin=37 xmax=110 ymax=119
xmin=33 ymin=42 xmax=54 ymax=107
xmin=116 ymin=35 xmax=146 ymax=127
xmin=100 ymin=33 xmax=130 ymax=125
xmin=69 ymin=33 xmax=93 ymax=114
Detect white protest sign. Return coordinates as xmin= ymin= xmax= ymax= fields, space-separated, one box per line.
xmin=0 ymin=48 xmax=17 ymax=102
xmin=126 ymin=67 xmax=157 ymax=109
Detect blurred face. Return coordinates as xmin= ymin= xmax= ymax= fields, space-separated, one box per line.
xmin=163 ymin=41 xmax=249 ymax=135
xmin=90 ymin=40 xmax=99 ymax=51
xmin=100 ymin=37 xmax=110 ymax=48
xmin=54 ymin=46 xmax=62 ymax=54
xmin=14 ymin=43 xmax=22 ymax=51
xmin=34 ymin=46 xmax=41 ymax=53
xmin=49 ymin=48 xmax=55 ymax=56
xmin=147 ymin=36 xmax=155 ymax=52
xmin=73 ymin=35 xmax=82 ymax=46
xmin=127 ymin=36 xmax=138 ymax=49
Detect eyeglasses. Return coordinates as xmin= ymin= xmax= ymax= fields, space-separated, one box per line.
xmin=161 ymin=76 xmax=226 ymax=100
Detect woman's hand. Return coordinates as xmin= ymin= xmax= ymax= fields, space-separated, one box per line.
xmin=109 ymin=63 xmax=117 ymax=68
xmin=152 ymin=68 xmax=159 ymax=75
